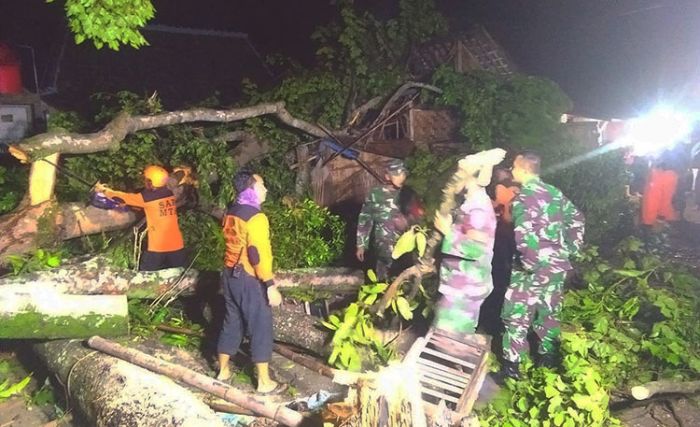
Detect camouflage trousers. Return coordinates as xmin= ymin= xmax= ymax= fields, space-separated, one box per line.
xmin=501 ymin=268 xmax=566 ymax=363
xmin=434 ymin=257 xmax=493 ymax=335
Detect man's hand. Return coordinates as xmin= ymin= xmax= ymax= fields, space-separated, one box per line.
xmin=356 ymin=247 xmax=365 ymax=262
xmin=267 ymin=285 xmax=282 ymax=307
xmin=434 ymin=212 xmax=452 ymax=235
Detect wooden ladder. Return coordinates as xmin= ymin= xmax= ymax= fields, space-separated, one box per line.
xmin=403 ymin=329 xmax=491 ymax=424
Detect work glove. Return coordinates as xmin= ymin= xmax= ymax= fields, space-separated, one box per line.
xmin=266 ymin=284 xmax=282 ymax=307
xmin=94 ymin=182 xmax=111 ymax=193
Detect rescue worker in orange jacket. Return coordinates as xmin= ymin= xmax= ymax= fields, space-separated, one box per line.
xmin=95 ymin=165 xmax=187 ymax=271
xmin=216 ymin=171 xmax=285 ymax=395
xmin=641 ymin=160 xmax=679 ymax=226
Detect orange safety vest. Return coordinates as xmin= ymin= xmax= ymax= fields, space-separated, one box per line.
xmin=105 ymin=187 xmax=184 ymax=252
xmin=222 ymin=204 xmax=274 ymax=283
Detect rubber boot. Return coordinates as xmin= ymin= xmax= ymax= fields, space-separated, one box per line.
xmin=492 ymin=360 xmax=521 ymax=386
xmin=536 ymin=352 xmax=558 ymax=369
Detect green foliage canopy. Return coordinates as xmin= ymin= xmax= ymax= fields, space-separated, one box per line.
xmin=48 ymin=0 xmax=155 ymax=50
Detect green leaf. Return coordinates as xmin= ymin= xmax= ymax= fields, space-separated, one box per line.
xmin=571 ymin=394 xmax=593 ymax=410
xmin=46 ymin=256 xmax=61 ymax=268
xmin=613 ymin=269 xmax=644 ymax=278
xmin=392 ymin=229 xmax=416 ymax=259
xmin=544 ymin=384 xmax=558 ymax=398
xmin=367 ymin=269 xmax=377 ymax=283
xmin=553 ymin=412 xmax=565 ymax=426
xmin=416 ymin=232 xmax=427 ymax=257
xmin=328 ymin=314 xmax=341 ymax=327
xmin=321 ymin=320 xmax=338 ymax=330
xmin=395 ymin=297 xmax=413 ymax=320
xmin=0 ymin=375 xmax=31 ymax=399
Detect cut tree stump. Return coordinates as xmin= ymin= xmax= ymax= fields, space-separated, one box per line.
xmin=631 ymin=380 xmax=700 ymax=400
xmin=34 ymin=339 xmax=226 ymax=427
xmin=0 ymin=285 xmax=128 ymax=338
xmin=87 ymin=336 xmax=308 ymax=426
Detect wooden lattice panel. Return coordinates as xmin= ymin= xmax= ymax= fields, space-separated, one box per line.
xmin=404 ymin=329 xmax=491 ymax=424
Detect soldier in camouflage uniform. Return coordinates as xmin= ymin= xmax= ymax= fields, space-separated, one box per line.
xmin=356 ymin=160 xmax=409 ymax=281
xmin=433 ymin=149 xmax=505 ymax=335
xmin=499 ymin=151 xmax=585 ymax=380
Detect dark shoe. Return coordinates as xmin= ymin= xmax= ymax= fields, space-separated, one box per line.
xmin=491 ymin=360 xmax=520 ymax=386
xmin=536 ymin=353 xmax=559 ymax=369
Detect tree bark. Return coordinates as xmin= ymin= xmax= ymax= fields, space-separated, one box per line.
xmin=0 ymin=256 xmax=362 ymax=298
xmin=0 ymin=200 xmax=139 ymax=263
xmin=0 ymin=256 xmax=199 ymax=298
xmin=273 ymin=305 xmax=330 ymax=356
xmin=275 ymin=266 xmax=364 ymax=289
xmin=87 ymin=336 xmax=307 ymax=426
xmin=10 ymin=103 xmax=325 ymax=161
xmin=0 ymin=286 xmax=128 ymax=339
xmin=34 ymin=339 xmax=226 ymax=427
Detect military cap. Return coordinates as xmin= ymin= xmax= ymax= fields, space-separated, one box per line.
xmin=386 ymin=159 xmax=407 ymax=176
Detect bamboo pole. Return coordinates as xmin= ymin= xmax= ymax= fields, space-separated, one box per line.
xmin=87 ymin=336 xmax=307 ymax=427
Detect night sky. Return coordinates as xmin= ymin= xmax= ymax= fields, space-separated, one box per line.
xmin=2 ymin=0 xmax=700 ymax=118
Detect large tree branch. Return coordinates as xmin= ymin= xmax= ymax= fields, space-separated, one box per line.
xmin=370 ymin=81 xmax=443 ymax=128
xmin=10 ymin=102 xmax=326 ymax=161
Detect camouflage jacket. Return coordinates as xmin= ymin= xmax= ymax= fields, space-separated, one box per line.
xmin=356 ymin=185 xmax=409 ymax=259
xmin=441 ymin=189 xmax=497 ymax=265
xmin=512 ymin=178 xmax=585 ymax=271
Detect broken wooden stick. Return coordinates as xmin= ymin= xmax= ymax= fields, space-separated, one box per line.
xmin=87 ymin=336 xmax=307 ymax=426
xmin=630 ymin=380 xmax=700 ymax=400
xmin=273 ymin=343 xmax=336 ymax=378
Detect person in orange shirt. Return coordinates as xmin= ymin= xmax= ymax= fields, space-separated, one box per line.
xmin=216 ymin=171 xmax=285 ymax=395
xmin=641 ymin=160 xmax=679 ymax=226
xmin=96 ymin=165 xmax=187 ymax=271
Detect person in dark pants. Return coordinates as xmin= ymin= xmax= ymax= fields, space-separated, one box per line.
xmin=97 ymin=165 xmax=188 ymax=271
xmin=480 ymin=167 xmax=520 ymax=336
xmin=215 ymin=171 xmax=285 ymax=395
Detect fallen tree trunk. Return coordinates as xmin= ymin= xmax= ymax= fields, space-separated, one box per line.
xmin=630 ymin=380 xmax=700 ymax=400
xmin=273 ymin=305 xmax=330 ymax=356
xmin=0 ymin=201 xmax=138 ymax=263
xmin=34 ymin=339 xmax=226 ymax=427
xmin=275 ymin=266 xmax=364 ymax=289
xmin=0 ymin=256 xmax=200 ymax=298
xmin=0 ymin=256 xmax=362 ymax=298
xmin=87 ymin=336 xmax=307 ymax=426
xmin=0 ymin=286 xmax=128 ymax=339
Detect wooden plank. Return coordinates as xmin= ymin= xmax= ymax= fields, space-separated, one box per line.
xmin=456 ymin=348 xmax=491 ymax=415
xmin=417 ymin=357 xmax=473 ymax=380
xmin=421 ymin=347 xmax=477 ymax=370
xmin=420 ymin=387 xmax=460 ymax=404
xmin=429 ymin=334 xmax=486 ymax=359
xmin=417 ymin=362 xmax=470 ymax=385
xmin=426 ymin=341 xmax=481 ymax=365
xmin=419 ymin=372 xmax=466 ymax=395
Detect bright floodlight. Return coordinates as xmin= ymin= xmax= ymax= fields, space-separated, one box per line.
xmin=620 ymin=106 xmax=693 ymax=156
